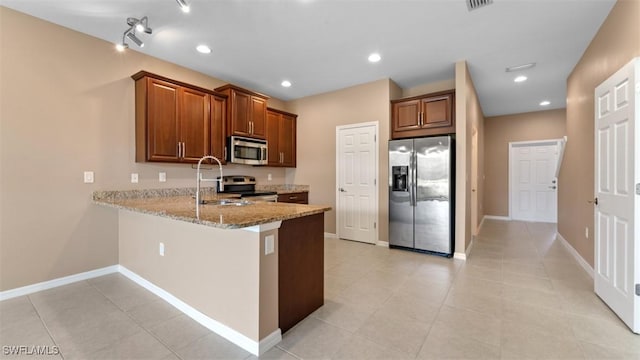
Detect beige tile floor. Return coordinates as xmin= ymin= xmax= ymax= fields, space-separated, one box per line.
xmin=1 ymin=220 xmax=639 ymax=359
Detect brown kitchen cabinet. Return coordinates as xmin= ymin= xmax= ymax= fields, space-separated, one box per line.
xmin=214 ymin=84 xmax=269 ymax=139
xmin=277 ymin=192 xmax=308 ymax=204
xmin=132 ymin=71 xmax=227 ymax=164
xmin=391 ymin=90 xmax=455 ymax=139
xmin=266 ymin=108 xmax=297 ymax=167
xmin=278 ymin=213 xmax=324 ymax=333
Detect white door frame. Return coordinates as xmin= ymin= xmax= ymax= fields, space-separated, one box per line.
xmin=335 ymin=121 xmax=379 ymax=244
xmin=508 ymin=139 xmax=564 ymax=221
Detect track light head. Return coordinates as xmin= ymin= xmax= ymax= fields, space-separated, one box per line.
xmin=115 ymin=42 xmax=128 ymax=52
xmin=176 ymin=0 xmax=190 ymax=13
xmin=127 ymin=32 xmax=144 ymax=47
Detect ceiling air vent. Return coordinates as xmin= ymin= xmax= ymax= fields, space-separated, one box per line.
xmin=467 ymin=0 xmax=494 ymax=11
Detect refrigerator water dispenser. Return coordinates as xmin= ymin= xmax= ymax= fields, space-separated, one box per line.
xmin=391 ymin=166 xmax=408 ymax=192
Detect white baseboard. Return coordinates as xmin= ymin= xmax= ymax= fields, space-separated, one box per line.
xmin=118 ymin=266 xmax=279 ymax=356
xmin=478 ymin=217 xmax=486 ymax=233
xmin=0 ymin=265 xmax=119 ymax=301
xmin=376 ymin=241 xmax=389 ymax=247
xmin=556 ymin=233 xmax=594 ymax=279
xmin=453 ymin=237 xmax=474 ymax=260
xmin=483 ymin=215 xmax=512 ymax=221
xmin=324 ymin=232 xmax=337 ymax=239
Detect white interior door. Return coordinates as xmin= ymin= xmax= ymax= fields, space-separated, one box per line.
xmin=510 ymin=141 xmax=559 ymax=222
xmin=594 ymin=58 xmax=639 ymax=334
xmin=336 ymin=122 xmax=378 ymax=244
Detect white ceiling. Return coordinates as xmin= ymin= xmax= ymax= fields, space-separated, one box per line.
xmin=1 ymin=0 xmax=616 ymax=116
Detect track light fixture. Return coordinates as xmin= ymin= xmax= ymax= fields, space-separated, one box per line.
xmin=127 ymin=16 xmax=152 ymax=34
xmin=176 ymin=0 xmax=190 ymax=13
xmin=115 ymin=15 xmax=152 ymax=51
xmin=127 ymin=32 xmax=144 ymax=47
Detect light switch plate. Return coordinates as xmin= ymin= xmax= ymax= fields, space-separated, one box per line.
xmin=83 ymin=171 xmax=94 ymax=184
xmin=131 ymin=173 xmax=139 ymax=183
xmin=159 ymin=172 xmax=167 ymax=182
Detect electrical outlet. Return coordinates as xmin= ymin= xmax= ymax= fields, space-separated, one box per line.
xmin=268 ymin=173 xmax=272 ymax=181
xmin=159 ymin=172 xmax=167 ymax=182
xmin=585 ymin=227 xmax=589 ymax=239
xmin=131 ymin=173 xmax=139 ymax=183
xmin=83 ymin=171 xmax=94 ymax=184
xmin=159 ymin=242 xmax=165 ymax=256
xmin=265 ymin=235 xmax=275 ymax=255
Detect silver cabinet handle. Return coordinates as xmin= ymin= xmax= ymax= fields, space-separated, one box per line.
xmin=224 ymin=146 xmax=227 ymax=160
xmin=182 ymin=142 xmax=185 ymax=158
xmin=177 ymin=142 xmax=181 ymax=158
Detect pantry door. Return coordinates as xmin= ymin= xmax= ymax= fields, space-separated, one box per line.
xmin=594 ymin=58 xmax=639 ymax=334
xmin=336 ymin=122 xmax=378 ymax=244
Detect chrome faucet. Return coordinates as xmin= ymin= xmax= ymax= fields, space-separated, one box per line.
xmin=196 ymin=156 xmax=224 ymax=219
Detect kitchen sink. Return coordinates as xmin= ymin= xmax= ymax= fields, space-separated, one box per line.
xmin=200 ymin=199 xmax=253 ymax=206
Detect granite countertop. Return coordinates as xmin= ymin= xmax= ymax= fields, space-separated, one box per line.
xmin=257 ymin=184 xmax=310 ymax=194
xmin=93 ymin=187 xmax=328 ymax=230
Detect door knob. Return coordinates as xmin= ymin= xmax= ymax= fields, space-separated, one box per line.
xmin=549 ymin=186 xmax=557 ymax=189
xmin=339 ymin=188 xmax=346 ymax=192
xmin=588 ymin=197 xmax=599 ymax=205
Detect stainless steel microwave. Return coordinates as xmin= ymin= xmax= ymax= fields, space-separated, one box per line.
xmin=227 ymin=136 xmax=268 ymax=165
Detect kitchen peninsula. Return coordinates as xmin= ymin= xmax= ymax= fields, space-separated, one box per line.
xmin=93 ymin=189 xmax=330 ymax=356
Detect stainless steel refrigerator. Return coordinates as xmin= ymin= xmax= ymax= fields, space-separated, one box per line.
xmin=389 ymin=136 xmax=454 ymax=256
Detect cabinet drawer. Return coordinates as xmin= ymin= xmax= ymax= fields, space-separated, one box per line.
xmin=278 ymin=192 xmax=308 ymax=204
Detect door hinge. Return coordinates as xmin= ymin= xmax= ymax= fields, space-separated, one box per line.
xmin=636 ymin=284 xmax=640 ymax=296
xmin=636 ymin=183 xmax=640 ymax=195
xmin=374 ymin=178 xmax=376 ymax=185
xmin=374 ymin=222 xmax=377 ymax=229
xmin=374 ymin=134 xmax=376 ymax=142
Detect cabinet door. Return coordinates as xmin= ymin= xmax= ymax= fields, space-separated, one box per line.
xmin=392 ymin=99 xmax=421 ymax=133
xmin=210 ymin=94 xmax=227 ymax=164
xmin=250 ymin=96 xmax=267 ymax=139
xmin=179 ymin=87 xmax=210 ymax=163
xmin=421 ymin=94 xmax=453 ymax=129
xmin=266 ymin=110 xmax=281 ymax=165
xmin=280 ymin=114 xmax=296 ymax=167
xmin=147 ymin=78 xmax=180 ymax=162
xmin=230 ymin=90 xmax=251 ymax=137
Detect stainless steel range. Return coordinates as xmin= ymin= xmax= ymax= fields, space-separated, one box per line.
xmin=219 ymin=176 xmax=278 ymax=202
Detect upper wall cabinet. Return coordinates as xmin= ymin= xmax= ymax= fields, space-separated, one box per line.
xmin=214 ymin=84 xmax=269 ymax=140
xmin=391 ymin=90 xmax=455 ymax=139
xmin=266 ymin=108 xmax=297 ymax=167
xmin=132 ymin=71 xmax=227 ymax=164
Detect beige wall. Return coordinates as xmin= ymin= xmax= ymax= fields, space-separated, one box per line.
xmin=402 ymin=79 xmax=455 ymax=99
xmin=455 ymin=61 xmax=485 ymax=253
xmin=118 ymin=210 xmax=279 ymax=343
xmin=484 ymin=109 xmax=567 ymax=217
xmin=0 ymin=7 xmax=288 ymax=291
xmin=285 ymin=79 xmax=393 ymax=240
xmin=560 ymin=0 xmax=640 ymax=267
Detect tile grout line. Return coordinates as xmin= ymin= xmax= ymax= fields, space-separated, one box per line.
xmin=27 ymin=290 xmax=66 ymax=360
xmin=86 ymin=277 xmax=191 ymax=360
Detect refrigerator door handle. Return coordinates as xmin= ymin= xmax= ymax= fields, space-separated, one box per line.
xmin=409 ymin=151 xmax=416 ymax=207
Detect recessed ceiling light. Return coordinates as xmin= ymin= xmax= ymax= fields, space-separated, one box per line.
xmin=514 ymin=75 xmax=527 ymax=83
xmin=540 ymin=100 xmax=551 ymax=106
xmin=368 ymin=53 xmax=381 ymax=63
xmin=196 ymin=45 xmax=211 ymax=54
xmin=281 ymin=80 xmax=292 ymax=88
